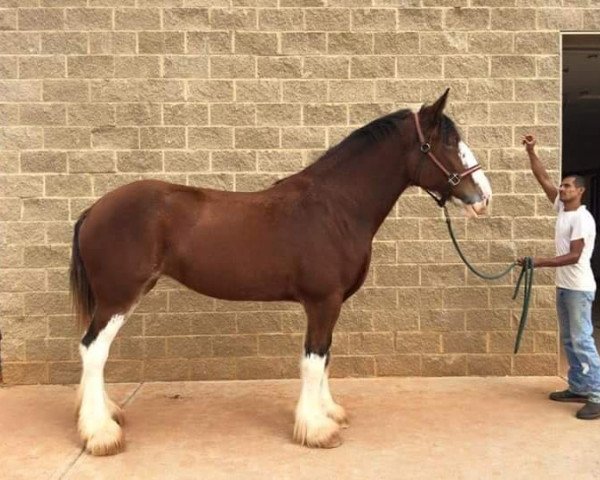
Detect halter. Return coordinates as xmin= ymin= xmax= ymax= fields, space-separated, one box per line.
xmin=413 ymin=111 xmax=482 ymax=207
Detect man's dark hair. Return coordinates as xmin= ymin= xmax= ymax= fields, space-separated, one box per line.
xmin=562 ymin=173 xmax=586 ymax=189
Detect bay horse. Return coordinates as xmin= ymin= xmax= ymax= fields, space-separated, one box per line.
xmin=69 ymin=89 xmax=492 ymax=455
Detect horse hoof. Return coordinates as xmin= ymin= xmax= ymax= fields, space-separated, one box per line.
xmin=84 ymin=420 xmax=124 ymax=456
xmin=294 ymin=415 xmax=342 ymax=449
xmin=321 ymin=431 xmax=342 ymax=449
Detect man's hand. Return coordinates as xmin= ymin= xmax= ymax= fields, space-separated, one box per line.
xmin=516 ymin=256 xmax=536 ymax=267
xmin=522 ymin=134 xmax=536 ymax=154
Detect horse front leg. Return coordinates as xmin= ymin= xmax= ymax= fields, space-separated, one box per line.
xmin=321 ymin=360 xmax=348 ymax=427
xmin=294 ymin=295 xmax=344 ymax=448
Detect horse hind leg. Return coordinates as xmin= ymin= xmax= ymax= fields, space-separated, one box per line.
xmin=294 ymin=295 xmax=345 ymax=448
xmin=75 ymin=380 xmax=124 ymax=427
xmin=74 ymin=280 xmax=155 ymax=441
xmin=77 ymin=305 xmax=132 ymax=456
xmin=76 ymin=322 xmax=128 ymax=427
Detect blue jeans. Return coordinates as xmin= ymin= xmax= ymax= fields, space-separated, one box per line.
xmin=556 ymin=288 xmax=600 ymax=403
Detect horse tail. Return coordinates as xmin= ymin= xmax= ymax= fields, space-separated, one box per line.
xmin=69 ymin=208 xmax=94 ymax=330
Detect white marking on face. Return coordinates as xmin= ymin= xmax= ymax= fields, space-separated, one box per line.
xmin=459 ymin=141 xmax=492 ymax=201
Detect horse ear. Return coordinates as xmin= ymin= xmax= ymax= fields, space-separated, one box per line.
xmin=420 ymin=88 xmax=450 ymax=125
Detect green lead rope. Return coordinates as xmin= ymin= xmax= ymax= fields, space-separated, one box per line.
xmin=442 ymin=207 xmax=534 ymax=354
xmin=512 ymin=257 xmax=534 ymax=354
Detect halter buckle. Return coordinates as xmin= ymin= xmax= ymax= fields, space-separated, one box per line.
xmin=448 ymin=173 xmax=461 ymax=186
xmin=420 ymin=143 xmax=431 ymax=154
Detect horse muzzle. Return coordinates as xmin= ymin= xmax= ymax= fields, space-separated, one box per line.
xmin=460 ymin=194 xmax=490 ymax=218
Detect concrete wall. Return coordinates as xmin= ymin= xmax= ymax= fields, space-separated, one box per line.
xmin=2 ymin=1 xmax=597 ymax=384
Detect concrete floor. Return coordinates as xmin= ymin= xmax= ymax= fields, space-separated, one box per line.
xmin=2 ymin=377 xmax=600 ymax=480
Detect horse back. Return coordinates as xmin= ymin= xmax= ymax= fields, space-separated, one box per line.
xmin=159 ymin=178 xmax=330 ymax=300
xmin=79 ymin=178 xmax=371 ymax=304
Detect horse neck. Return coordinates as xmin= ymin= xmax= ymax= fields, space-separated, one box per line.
xmin=307 ymin=136 xmax=413 ymax=236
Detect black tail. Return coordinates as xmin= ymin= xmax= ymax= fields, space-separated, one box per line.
xmin=69 ymin=209 xmax=94 ymax=330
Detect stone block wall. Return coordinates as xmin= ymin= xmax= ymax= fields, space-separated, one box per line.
xmin=2 ymin=0 xmax=596 ymax=384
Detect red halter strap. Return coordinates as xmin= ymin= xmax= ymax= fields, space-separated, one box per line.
xmin=413 ymin=112 xmax=481 ymax=187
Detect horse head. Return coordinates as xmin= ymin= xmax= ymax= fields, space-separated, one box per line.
xmin=411 ymin=89 xmax=492 ymax=217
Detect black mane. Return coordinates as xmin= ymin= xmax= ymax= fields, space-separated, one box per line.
xmin=343 ymin=109 xmax=413 ymax=147
xmin=298 ymin=109 xmax=412 ymax=178
xmin=275 ymin=107 xmax=460 ymax=184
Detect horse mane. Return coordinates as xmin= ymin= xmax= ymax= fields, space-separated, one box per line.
xmin=342 ymin=109 xmax=413 ymax=147
xmin=296 ymin=109 xmax=412 ymax=179
xmin=272 ymin=107 xmax=461 ymax=186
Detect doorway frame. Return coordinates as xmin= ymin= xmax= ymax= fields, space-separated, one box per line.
xmin=558 ymin=31 xmax=600 ymax=379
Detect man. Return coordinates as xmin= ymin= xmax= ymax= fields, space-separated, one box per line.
xmin=518 ymin=134 xmax=600 ymax=419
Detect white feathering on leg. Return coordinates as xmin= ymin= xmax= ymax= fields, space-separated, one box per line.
xmin=78 ymin=314 xmax=125 ymax=456
xmin=321 ymin=367 xmax=348 ymax=427
xmin=294 ymin=353 xmax=341 ymax=448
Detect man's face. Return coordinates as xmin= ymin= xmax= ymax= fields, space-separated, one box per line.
xmin=559 ymin=176 xmax=584 ymax=202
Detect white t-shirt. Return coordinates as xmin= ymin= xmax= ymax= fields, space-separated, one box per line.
xmin=554 ymin=197 xmax=597 ymax=291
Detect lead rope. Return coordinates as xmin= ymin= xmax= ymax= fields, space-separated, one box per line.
xmin=442 ymin=206 xmax=534 ymax=354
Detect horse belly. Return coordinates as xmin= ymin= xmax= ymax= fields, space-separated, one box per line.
xmin=165 ymin=231 xmax=296 ymax=302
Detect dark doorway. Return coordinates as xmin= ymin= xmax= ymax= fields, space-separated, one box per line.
xmin=562 ymin=34 xmax=600 ymax=348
